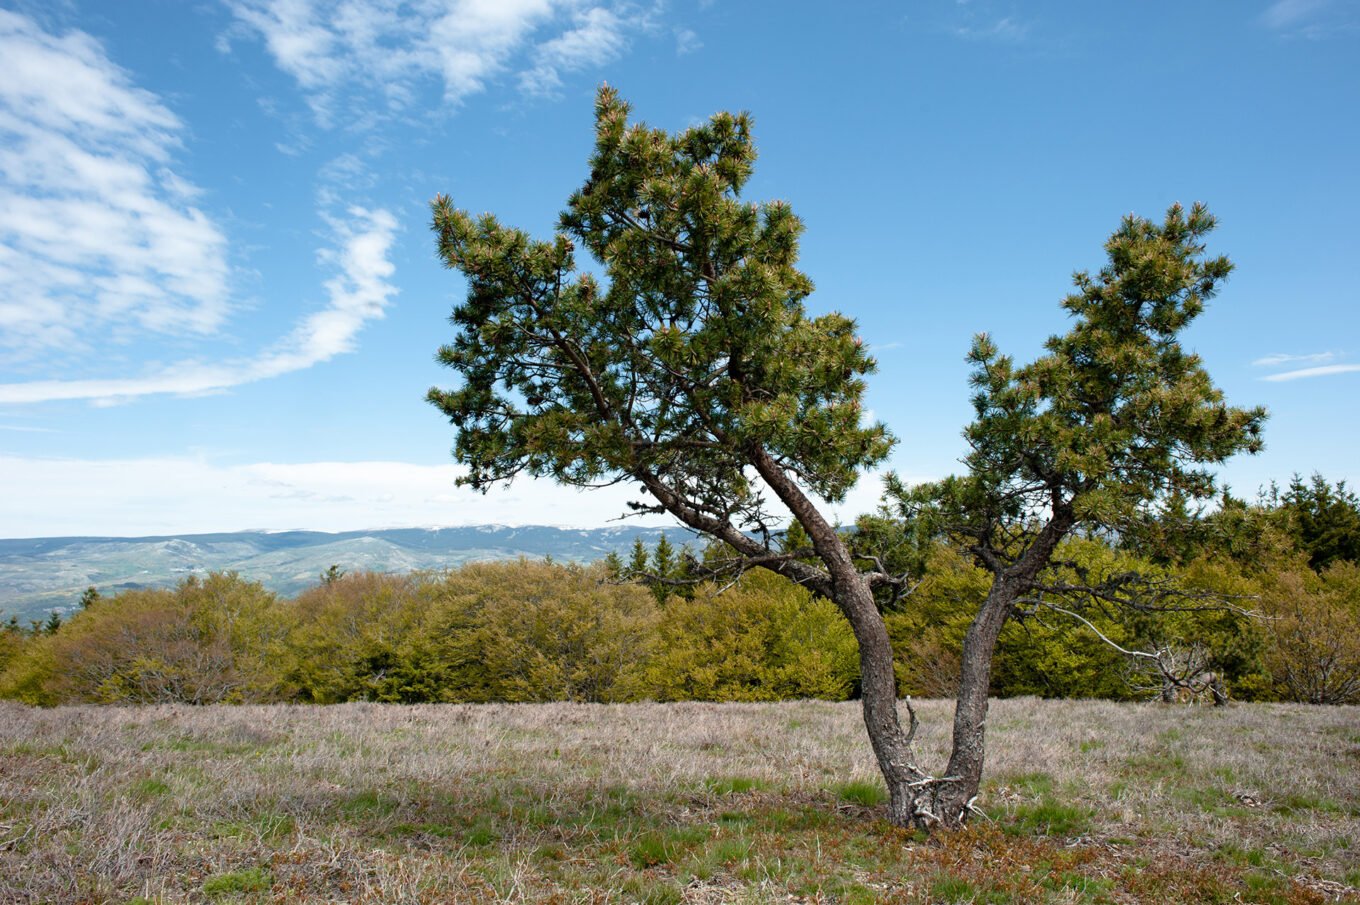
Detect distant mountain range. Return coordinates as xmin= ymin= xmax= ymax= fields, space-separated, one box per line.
xmin=0 ymin=525 xmax=676 ymax=623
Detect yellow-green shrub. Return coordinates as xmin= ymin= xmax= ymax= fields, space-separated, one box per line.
xmin=282 ymin=562 xmax=659 ymax=704
xmin=1258 ymin=559 xmax=1360 ymax=704
xmin=443 ymin=561 xmax=659 ymax=702
xmin=644 ymin=570 xmax=858 ymax=701
xmin=0 ymin=573 xmax=282 ymax=705
xmin=283 ymin=571 xmax=446 ymax=703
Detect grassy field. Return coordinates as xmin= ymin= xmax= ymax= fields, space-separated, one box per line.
xmin=1 ymin=698 xmax=1358 ymax=904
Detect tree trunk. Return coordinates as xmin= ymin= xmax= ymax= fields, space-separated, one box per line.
xmin=745 ymin=447 xmax=935 ymax=825
xmin=829 ymin=565 xmax=933 ymax=826
xmin=929 ymin=577 xmax=1021 ymax=827
xmin=925 ymin=511 xmax=1074 ymax=828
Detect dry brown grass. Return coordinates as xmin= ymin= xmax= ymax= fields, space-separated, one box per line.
xmin=2 ymin=698 xmax=1357 ymax=903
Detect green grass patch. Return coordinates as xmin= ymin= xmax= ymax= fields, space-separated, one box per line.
xmin=1005 ymin=799 xmax=1092 ymax=838
xmin=338 ymin=788 xmax=399 ymax=819
xmin=930 ymin=875 xmax=993 ymax=902
xmin=833 ymin=779 xmax=887 ymax=807
xmin=628 ymin=825 xmax=711 ymax=868
xmin=1241 ymin=869 xmax=1300 ymax=905
xmin=1215 ymin=843 xmax=1275 ymax=869
xmin=618 ymin=876 xmax=683 ymax=905
xmin=1176 ymin=785 xmax=1236 ymax=812
xmin=389 ymin=820 xmax=457 ymax=839
xmin=716 ymin=809 xmax=753 ymax=828
xmin=1006 ymin=771 xmax=1055 ymax=796
xmin=131 ymin=777 xmax=170 ymax=798
xmin=464 ymin=819 xmax=500 ymax=847
xmin=682 ymin=835 xmax=753 ymax=881
xmin=202 ymin=867 xmax=271 ymax=897
xmin=1123 ymin=752 xmax=1186 ymax=779
xmin=210 ymin=812 xmax=295 ymax=842
xmin=1041 ymin=870 xmax=1115 ymax=902
xmin=1270 ymin=791 xmax=1351 ymax=816
xmin=703 ymin=775 xmax=770 ymax=796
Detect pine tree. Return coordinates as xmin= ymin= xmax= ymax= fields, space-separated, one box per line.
xmin=627 ymin=538 xmax=650 ymax=579
xmin=887 ymin=203 xmax=1263 ymax=823
xmin=1279 ymin=474 xmax=1360 ymax=570
xmin=649 ymin=533 xmax=676 ymax=602
xmin=602 ymin=550 xmax=625 ymax=580
xmin=426 ymin=88 xmax=1262 ymax=829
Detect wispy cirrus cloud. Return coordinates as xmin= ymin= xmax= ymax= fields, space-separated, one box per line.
xmin=222 ymin=0 xmax=645 ymax=122
xmin=0 ymin=206 xmax=398 ymax=405
xmin=519 ymin=6 xmax=629 ymax=96
xmin=1258 ymin=0 xmax=1355 ymax=37
xmin=1252 ymin=351 xmax=1336 ymax=367
xmin=1261 ymin=363 xmax=1360 ymax=382
xmin=1260 ymin=0 xmax=1327 ymax=28
xmin=1251 ymin=350 xmax=1360 ymax=381
xmin=0 ymin=10 xmax=231 ymax=358
xmin=952 ymin=15 xmax=1029 ymax=42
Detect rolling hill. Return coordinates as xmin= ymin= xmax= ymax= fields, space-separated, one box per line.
xmin=0 ymin=525 xmax=675 ymax=622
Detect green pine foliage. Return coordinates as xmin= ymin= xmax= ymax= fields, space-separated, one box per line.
xmin=1271 ymin=474 xmax=1360 ymax=571
xmin=427 ymin=86 xmax=891 ymax=549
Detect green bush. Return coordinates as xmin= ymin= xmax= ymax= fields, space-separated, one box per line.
xmin=643 ymin=569 xmax=858 ymax=701
xmin=0 ymin=573 xmax=282 ymax=705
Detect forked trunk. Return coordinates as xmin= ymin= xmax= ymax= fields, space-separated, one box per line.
xmin=753 ymin=451 xmax=1065 ymax=832
xmin=835 ymin=565 xmax=1027 ymax=830
xmin=911 ymin=516 xmax=1071 ymax=829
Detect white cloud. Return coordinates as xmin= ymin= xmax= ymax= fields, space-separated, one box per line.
xmin=0 ymin=10 xmax=231 ymax=357
xmin=1261 ymin=363 xmax=1360 ymax=382
xmin=1252 ymin=351 xmax=1336 ymax=367
xmin=0 ymin=455 xmax=898 ymax=537
xmin=0 ymin=455 xmax=664 ymax=536
xmin=519 ymin=7 xmax=628 ymax=96
xmin=1258 ymin=0 xmax=1355 ymax=37
xmin=0 ymin=206 xmax=398 ymax=404
xmin=953 ymin=15 xmax=1029 ymax=42
xmin=1260 ymin=0 xmax=1327 ymax=29
xmin=223 ymin=0 xmax=647 ymax=120
xmin=426 ymin=0 xmax=558 ymax=102
xmin=674 ymin=27 xmax=700 ymax=55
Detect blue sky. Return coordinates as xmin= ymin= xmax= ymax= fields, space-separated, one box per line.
xmin=0 ymin=0 xmax=1356 ymax=538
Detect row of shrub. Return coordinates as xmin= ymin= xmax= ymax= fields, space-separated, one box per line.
xmin=1 ymin=533 xmax=1355 ymax=706
xmin=0 ymin=562 xmax=859 ymax=706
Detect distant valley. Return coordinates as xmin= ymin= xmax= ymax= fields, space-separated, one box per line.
xmin=0 ymin=525 xmax=674 ymax=623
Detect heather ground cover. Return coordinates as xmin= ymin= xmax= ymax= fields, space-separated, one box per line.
xmin=2 ymin=698 xmax=1357 ymax=903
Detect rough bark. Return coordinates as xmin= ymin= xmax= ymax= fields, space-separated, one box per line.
xmin=925 ymin=507 xmax=1076 ymax=828
xmin=744 ymin=448 xmax=932 ymax=822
